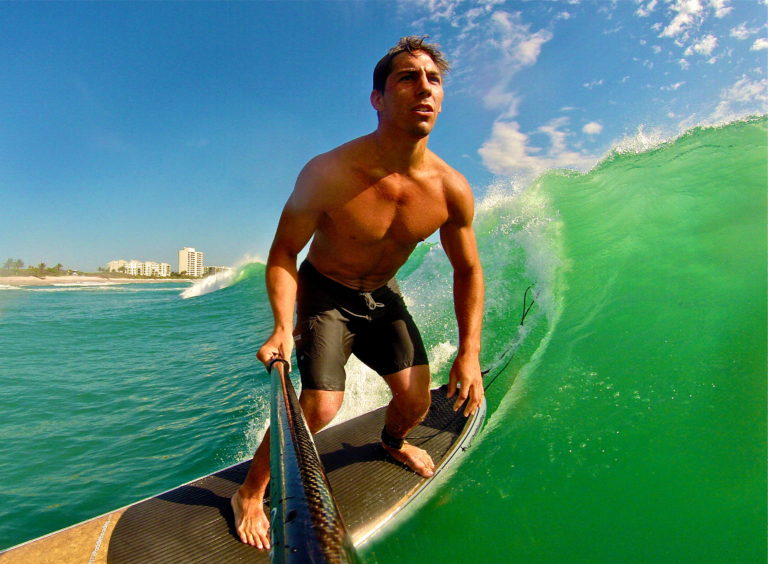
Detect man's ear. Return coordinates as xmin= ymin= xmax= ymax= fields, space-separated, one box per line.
xmin=370 ymin=89 xmax=383 ymax=112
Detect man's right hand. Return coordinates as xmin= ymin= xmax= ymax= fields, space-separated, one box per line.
xmin=256 ymin=329 xmax=294 ymax=371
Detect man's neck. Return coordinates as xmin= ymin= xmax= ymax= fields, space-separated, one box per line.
xmin=370 ymin=128 xmax=430 ymax=174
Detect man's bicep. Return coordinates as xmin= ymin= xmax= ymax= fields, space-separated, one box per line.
xmin=440 ymin=221 xmax=480 ymax=273
xmin=270 ymin=200 xmax=320 ymax=259
xmin=269 ymin=160 xmax=327 ymax=259
xmin=440 ymin=175 xmax=480 ymax=272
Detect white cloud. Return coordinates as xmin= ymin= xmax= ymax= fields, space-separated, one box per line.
xmin=450 ymin=8 xmax=553 ymax=115
xmin=661 ymin=81 xmax=687 ymax=91
xmin=709 ymin=0 xmax=732 ymax=18
xmin=479 ymin=118 xmax=599 ymax=178
xmin=751 ymin=38 xmax=768 ymax=51
xmin=636 ymin=0 xmax=658 ymax=18
xmin=709 ymin=75 xmax=768 ymax=122
xmin=654 ymin=0 xmax=730 ymax=50
xmin=730 ymin=23 xmax=758 ymax=41
xmin=490 ymin=11 xmax=551 ymax=67
xmin=659 ymin=0 xmax=706 ymax=39
xmin=684 ymin=34 xmax=718 ymax=56
xmin=406 ymin=0 xmax=460 ymax=23
xmin=583 ymin=79 xmax=605 ymax=89
xmin=582 ymin=121 xmax=603 ymax=135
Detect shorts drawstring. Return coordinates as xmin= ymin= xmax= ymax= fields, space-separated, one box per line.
xmin=361 ymin=291 xmax=384 ymax=310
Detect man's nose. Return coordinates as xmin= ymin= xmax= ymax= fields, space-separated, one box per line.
xmin=416 ymin=71 xmax=432 ymax=95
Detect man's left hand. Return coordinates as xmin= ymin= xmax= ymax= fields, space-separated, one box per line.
xmin=447 ymin=353 xmax=484 ymax=416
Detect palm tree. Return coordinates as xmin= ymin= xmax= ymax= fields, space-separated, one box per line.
xmin=37 ymin=263 xmax=47 ymax=277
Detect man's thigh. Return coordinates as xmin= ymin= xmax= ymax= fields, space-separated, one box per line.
xmin=295 ymin=308 xmax=353 ymax=391
xmin=352 ymin=315 xmax=429 ymax=376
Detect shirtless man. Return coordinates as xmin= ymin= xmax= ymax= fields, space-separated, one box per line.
xmin=231 ymin=36 xmax=484 ymax=549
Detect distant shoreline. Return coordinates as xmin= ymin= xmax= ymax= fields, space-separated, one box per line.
xmin=0 ymin=275 xmax=194 ymax=287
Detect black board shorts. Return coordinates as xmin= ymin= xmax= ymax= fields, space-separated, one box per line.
xmin=294 ymin=260 xmax=429 ymax=391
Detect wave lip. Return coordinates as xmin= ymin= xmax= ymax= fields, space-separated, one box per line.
xmin=180 ymin=270 xmax=237 ymax=299
xmin=180 ymin=257 xmax=264 ymax=299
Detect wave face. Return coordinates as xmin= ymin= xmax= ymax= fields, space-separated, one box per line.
xmin=0 ymin=118 xmax=765 ymax=560
xmin=364 ymin=117 xmax=767 ymax=563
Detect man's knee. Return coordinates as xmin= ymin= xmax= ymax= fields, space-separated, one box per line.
xmin=299 ymin=389 xmax=344 ymax=433
xmin=304 ymin=403 xmax=340 ymax=432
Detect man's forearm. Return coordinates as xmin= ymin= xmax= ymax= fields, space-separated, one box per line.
xmin=453 ymin=264 xmax=484 ymax=356
xmin=265 ymin=248 xmax=299 ymax=334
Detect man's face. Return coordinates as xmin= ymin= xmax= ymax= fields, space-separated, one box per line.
xmin=371 ymin=50 xmax=444 ymax=138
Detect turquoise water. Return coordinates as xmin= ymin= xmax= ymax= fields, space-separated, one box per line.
xmin=1 ymin=118 xmax=766 ymax=561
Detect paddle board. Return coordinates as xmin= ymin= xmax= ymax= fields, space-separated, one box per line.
xmin=0 ymin=385 xmax=484 ymax=563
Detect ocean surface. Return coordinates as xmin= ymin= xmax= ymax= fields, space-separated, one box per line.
xmin=1 ymin=117 xmax=766 ymax=562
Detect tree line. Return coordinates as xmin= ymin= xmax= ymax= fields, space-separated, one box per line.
xmin=1 ymin=258 xmax=192 ymax=279
xmin=2 ymin=259 xmax=69 ymax=277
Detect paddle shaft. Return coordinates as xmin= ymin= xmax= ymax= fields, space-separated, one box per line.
xmin=269 ymin=359 xmax=357 ymax=563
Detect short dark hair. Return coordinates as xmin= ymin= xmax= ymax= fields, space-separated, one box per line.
xmin=372 ymin=36 xmax=450 ymax=93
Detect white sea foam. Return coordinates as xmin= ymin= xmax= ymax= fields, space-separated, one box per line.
xmin=180 ymin=255 xmax=263 ymax=299
xmin=612 ymin=124 xmax=672 ymax=155
xmin=52 ymin=282 xmax=117 ymax=287
xmin=180 ymin=270 xmax=237 ymax=299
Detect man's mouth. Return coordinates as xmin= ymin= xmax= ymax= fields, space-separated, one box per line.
xmin=412 ymin=104 xmax=433 ymax=113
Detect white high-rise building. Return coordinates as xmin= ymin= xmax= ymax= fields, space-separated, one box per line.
xmin=178 ymin=247 xmax=204 ymax=277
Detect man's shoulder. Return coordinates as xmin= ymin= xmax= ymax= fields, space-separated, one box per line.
xmin=422 ymin=151 xmax=474 ymax=225
xmin=425 ymin=150 xmax=471 ymax=197
xmin=292 ymin=136 xmax=372 ymax=208
xmin=302 ymin=135 xmax=371 ymax=180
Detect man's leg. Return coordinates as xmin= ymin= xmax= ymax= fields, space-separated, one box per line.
xmin=231 ymin=389 xmax=344 ymax=548
xmin=380 ymin=364 xmax=435 ymax=478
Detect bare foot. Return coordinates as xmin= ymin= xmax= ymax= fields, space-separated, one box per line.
xmin=381 ymin=441 xmax=435 ymax=478
xmin=231 ymin=489 xmax=271 ymax=549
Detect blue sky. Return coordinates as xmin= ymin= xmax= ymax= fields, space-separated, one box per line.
xmin=2 ymin=0 xmax=766 ymax=271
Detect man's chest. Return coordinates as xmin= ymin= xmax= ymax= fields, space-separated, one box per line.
xmin=325 ymin=179 xmax=449 ymax=245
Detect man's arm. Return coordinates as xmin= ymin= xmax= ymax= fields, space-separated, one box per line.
xmin=439 ymin=174 xmax=484 ymax=416
xmin=256 ymin=161 xmax=326 ymax=368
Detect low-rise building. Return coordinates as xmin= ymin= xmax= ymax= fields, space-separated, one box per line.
xmin=206 ymin=266 xmax=233 ymax=276
xmin=143 ymin=261 xmax=171 ymax=277
xmin=106 ymin=260 xmax=127 ymax=272
xmin=106 ymin=259 xmax=171 ymax=277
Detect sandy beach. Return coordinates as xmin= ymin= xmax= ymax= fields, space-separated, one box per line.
xmin=0 ymin=275 xmax=193 ymax=287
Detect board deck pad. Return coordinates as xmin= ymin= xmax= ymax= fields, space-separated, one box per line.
xmin=1 ymin=386 xmax=483 ymax=563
